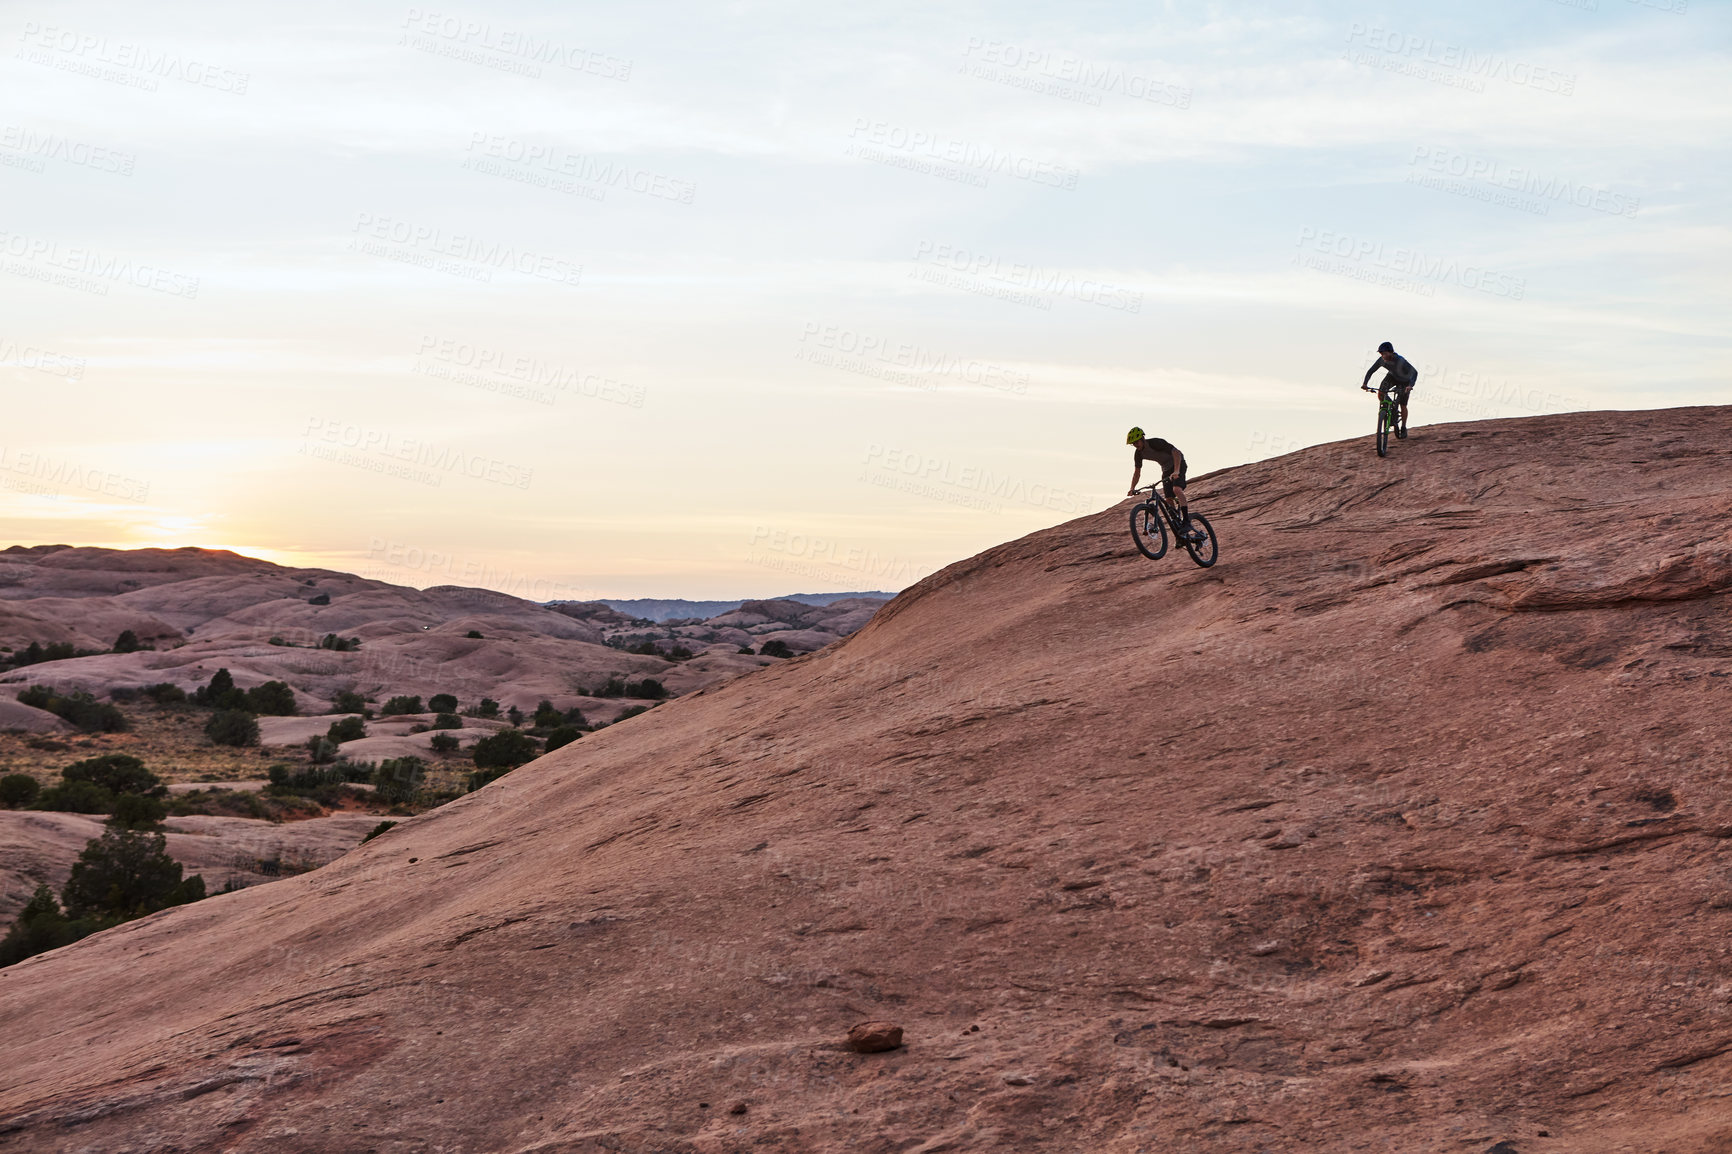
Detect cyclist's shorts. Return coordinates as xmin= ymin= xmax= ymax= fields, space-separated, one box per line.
xmin=1162 ymin=467 xmax=1188 ymax=496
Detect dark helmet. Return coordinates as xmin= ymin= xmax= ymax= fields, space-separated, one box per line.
xmin=1377 ymin=341 xmax=1395 ymax=354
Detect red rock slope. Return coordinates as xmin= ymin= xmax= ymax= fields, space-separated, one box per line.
xmin=4 ymin=408 xmax=1732 ymax=1153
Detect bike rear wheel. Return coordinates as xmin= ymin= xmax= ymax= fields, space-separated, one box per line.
xmin=1130 ymin=502 xmax=1168 ymax=560
xmin=1375 ymin=403 xmax=1390 ymax=457
xmin=1182 ymin=511 xmax=1218 ymax=568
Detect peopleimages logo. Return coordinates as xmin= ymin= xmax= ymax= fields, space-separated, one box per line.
xmin=1408 ymin=145 xmax=1639 ymax=218
xmin=862 ymin=444 xmax=1092 ymax=515
xmin=0 ymin=227 xmax=199 ymax=298
xmin=302 ymin=418 xmax=534 ymax=489
xmin=911 ymin=240 xmax=1142 ymax=313
xmin=1343 ymin=23 xmax=1576 ymax=95
xmin=349 ymin=213 xmax=582 ymax=288
xmin=1295 ymin=228 xmax=1525 ymax=301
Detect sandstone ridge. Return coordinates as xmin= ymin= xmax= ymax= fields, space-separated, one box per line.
xmin=3 ymin=408 xmax=1731 ymax=1153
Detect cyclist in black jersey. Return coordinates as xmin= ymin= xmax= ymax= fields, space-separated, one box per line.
xmin=1126 ymin=427 xmax=1187 ymax=511
xmin=1363 ymin=341 xmax=1418 ymax=432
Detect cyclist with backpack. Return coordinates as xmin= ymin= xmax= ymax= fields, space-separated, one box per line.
xmin=1362 ymin=341 xmax=1418 ymax=436
xmin=1125 ymin=427 xmax=1187 ymax=512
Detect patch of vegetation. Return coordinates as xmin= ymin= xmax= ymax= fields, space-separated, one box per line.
xmin=429 ymin=732 xmax=460 ymax=754
xmin=245 ymin=680 xmax=297 ymax=716
xmin=430 ymin=712 xmax=462 ymax=730
xmin=361 ymin=820 xmax=397 ymax=843
xmin=0 ymin=773 xmax=40 ymax=808
xmin=62 ymin=753 xmax=164 ymax=797
xmin=759 ymin=639 xmax=794 ymax=659
xmin=590 ymin=676 xmax=668 ymax=700
xmin=0 ymin=829 xmax=206 ymax=967
xmin=429 ymin=693 xmax=458 ymax=714
xmin=192 ymin=668 xmax=246 ymax=710
xmin=318 ymin=633 xmax=361 ymax=651
xmin=265 ymin=762 xmax=374 ymax=808
xmin=205 ymin=709 xmax=260 ymax=747
xmin=30 ymin=754 xmax=165 ymax=816
xmin=465 ymin=630 xmax=484 ymax=639
xmin=142 ymin=682 xmax=188 ymax=704
xmin=1 ymin=640 xmax=104 ymax=671
xmin=327 ymin=715 xmax=367 ymax=743
xmin=465 ymin=698 xmax=500 ymax=718
xmin=330 ymin=690 xmax=366 ymax=714
xmin=308 ymin=593 xmax=331 ymax=606
xmin=466 ymin=765 xmax=513 ymax=792
xmin=112 ymin=630 xmax=144 ymax=653
xmin=381 ymin=695 xmax=423 ymax=716
xmin=110 ymin=792 xmax=168 ymax=829
xmin=373 ymin=756 xmax=426 ymax=806
xmin=471 ymin=729 xmax=538 ymax=770
xmin=543 ymin=726 xmax=583 ymax=753
xmin=738 ymin=646 xmax=755 ymax=654
xmin=16 ymin=685 xmax=128 ymax=732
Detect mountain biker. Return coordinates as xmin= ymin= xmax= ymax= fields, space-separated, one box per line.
xmin=1126 ymin=427 xmax=1187 ymax=512
xmin=1362 ymin=341 xmax=1418 ymax=433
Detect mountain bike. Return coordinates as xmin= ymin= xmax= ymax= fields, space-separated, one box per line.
xmin=1130 ymin=486 xmax=1217 ymax=568
xmin=1361 ymin=384 xmax=1407 ymax=457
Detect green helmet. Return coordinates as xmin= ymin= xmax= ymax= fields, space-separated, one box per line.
xmin=1125 ymin=426 xmax=1144 ymax=445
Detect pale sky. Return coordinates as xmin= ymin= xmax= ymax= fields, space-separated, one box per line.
xmin=2 ymin=1 xmax=1726 ymax=597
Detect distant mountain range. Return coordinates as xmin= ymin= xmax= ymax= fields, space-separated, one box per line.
xmin=581 ymin=592 xmax=895 ymax=622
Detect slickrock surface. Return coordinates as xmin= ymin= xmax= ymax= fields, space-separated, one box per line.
xmin=4 ymin=409 xmax=1732 ymax=1152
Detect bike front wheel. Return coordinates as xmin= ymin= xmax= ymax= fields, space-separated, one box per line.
xmin=1182 ymin=512 xmax=1218 ymax=568
xmin=1375 ymin=404 xmax=1390 ymax=457
xmin=1130 ymin=502 xmax=1169 ymax=560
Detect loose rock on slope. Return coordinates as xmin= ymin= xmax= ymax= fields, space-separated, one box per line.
xmin=4 ymin=409 xmax=1732 ymax=1153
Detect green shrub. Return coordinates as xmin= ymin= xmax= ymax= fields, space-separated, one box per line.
xmin=142 ymin=682 xmax=187 ymax=704
xmin=760 ymin=639 xmax=794 ymax=658
xmin=205 ymin=709 xmax=260 ymax=747
xmin=428 ymin=693 xmax=458 ymax=714
xmin=381 ymin=695 xmax=423 ymax=716
xmin=0 ymin=774 xmax=40 ymax=808
xmin=16 ymin=685 xmax=128 ymax=732
xmin=112 ymin=630 xmax=142 ymax=653
xmin=0 ymin=884 xmax=100 ymax=968
xmin=109 ymin=793 xmax=167 ymax=829
xmin=544 ymin=726 xmax=583 ymax=753
xmin=614 ymin=705 xmax=650 ymax=724
xmin=470 ymin=729 xmax=538 ymax=770
xmin=326 ymin=715 xmax=367 ymax=743
xmin=532 ymin=699 xmax=562 ymax=728
xmin=62 ymin=754 xmax=162 ymax=797
xmin=62 ymin=827 xmax=204 ymax=920
xmin=330 ymin=690 xmax=366 ymax=714
xmin=473 ymin=697 xmax=499 ymax=717
xmin=306 ymin=735 xmax=339 ymax=764
xmin=318 ymin=634 xmax=360 ymax=652
xmin=192 ymin=668 xmax=247 ymax=710
xmin=465 ymin=630 xmax=483 ymax=639
xmin=738 ymin=646 xmax=754 ymax=654
xmin=506 ymin=705 xmax=524 ymax=726
xmin=244 ymin=680 xmax=297 ymax=716
xmin=466 ymin=765 xmax=513 ymax=792
xmin=361 ymin=820 xmax=397 ymax=843
xmin=373 ymin=757 xmax=426 ymax=805
xmin=308 ymin=593 xmax=330 ymax=606
xmin=431 ymin=712 xmax=462 ymax=730
xmin=33 ymin=779 xmax=114 ymax=813
xmin=429 ymin=732 xmax=460 ymax=754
